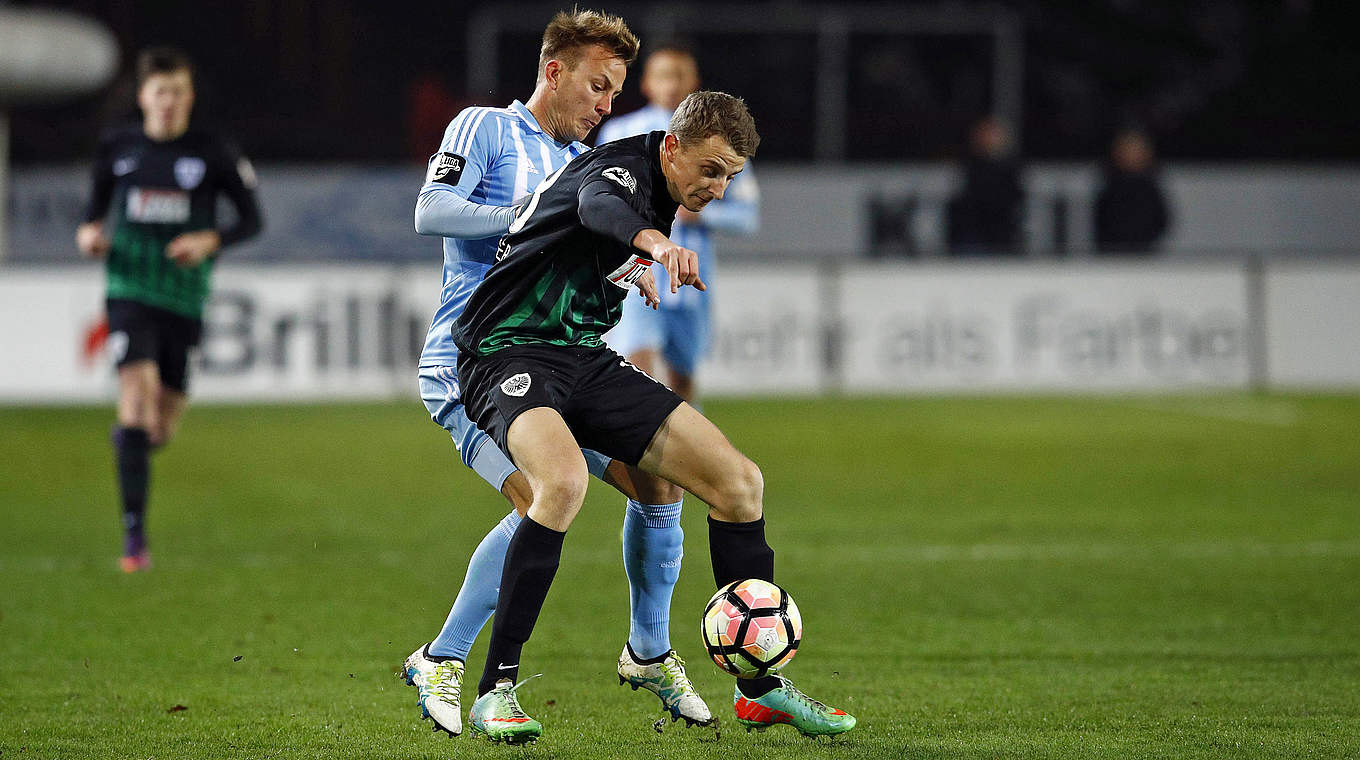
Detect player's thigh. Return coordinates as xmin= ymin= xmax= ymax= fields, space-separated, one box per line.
xmin=637 ymin=402 xmax=762 ymax=522
xmin=505 ymin=408 xmax=589 ymax=531
xmin=418 ymin=366 xmax=519 ymax=494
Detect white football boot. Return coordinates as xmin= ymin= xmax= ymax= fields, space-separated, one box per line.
xmin=617 ymin=644 xmax=715 ymax=727
xmin=401 ymin=644 xmax=464 ymax=737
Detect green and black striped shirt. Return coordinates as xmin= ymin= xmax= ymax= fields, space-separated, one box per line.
xmin=84 ymin=126 xmax=262 ymax=318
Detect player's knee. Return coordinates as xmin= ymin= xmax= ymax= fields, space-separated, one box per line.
xmin=533 ymin=466 xmax=589 ymax=512
xmin=713 ymin=456 xmax=763 ymax=522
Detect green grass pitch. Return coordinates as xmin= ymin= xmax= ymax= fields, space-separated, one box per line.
xmin=2 ymin=395 xmax=1358 ymax=759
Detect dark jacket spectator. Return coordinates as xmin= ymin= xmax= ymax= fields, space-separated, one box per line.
xmin=1095 ymin=129 xmax=1170 ymax=253
xmin=948 ymin=116 xmax=1024 ymax=255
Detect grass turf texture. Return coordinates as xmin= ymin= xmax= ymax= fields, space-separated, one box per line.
xmin=1 ymin=395 xmax=1358 ymax=759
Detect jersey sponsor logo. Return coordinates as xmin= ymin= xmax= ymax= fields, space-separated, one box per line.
xmin=174 ymin=156 xmax=207 ymax=189
xmin=603 ymin=166 xmax=637 ymax=194
xmin=426 ymin=152 xmax=466 ymax=186
xmin=126 ymin=187 xmax=191 ymax=224
xmin=113 ymin=156 xmax=138 ymax=176
xmin=606 ymin=255 xmax=652 ymax=289
xmin=499 ymin=372 xmax=531 ymax=397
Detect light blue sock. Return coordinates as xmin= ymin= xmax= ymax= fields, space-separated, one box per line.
xmin=428 ymin=510 xmax=522 ymax=661
xmin=623 ymin=498 xmax=684 ymax=660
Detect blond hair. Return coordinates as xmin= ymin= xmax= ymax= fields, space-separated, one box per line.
xmin=539 ymin=9 xmax=640 ymax=74
xmin=669 ymin=91 xmax=760 ymax=158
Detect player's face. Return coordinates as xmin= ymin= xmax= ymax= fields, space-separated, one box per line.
xmin=138 ymin=70 xmax=194 ymax=141
xmin=548 ymin=45 xmax=627 ymax=142
xmin=641 ymin=51 xmax=699 ymax=112
xmin=661 ymin=133 xmax=746 ymax=212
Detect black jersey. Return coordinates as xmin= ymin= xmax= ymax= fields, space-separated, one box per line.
xmin=84 ymin=125 xmax=263 ymax=318
xmin=453 ymin=131 xmax=679 ymax=357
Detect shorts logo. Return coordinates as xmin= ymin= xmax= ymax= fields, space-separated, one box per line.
xmin=499 ymin=372 xmax=531 ymax=397
xmin=108 ymin=331 xmax=130 ymax=363
xmin=427 ymin=152 xmax=466 ymax=186
xmin=603 ymin=166 xmax=636 ymax=194
xmin=174 ymin=156 xmax=207 ymax=189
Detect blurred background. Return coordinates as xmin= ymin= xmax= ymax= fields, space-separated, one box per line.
xmin=2 ymin=0 xmax=1359 ymax=400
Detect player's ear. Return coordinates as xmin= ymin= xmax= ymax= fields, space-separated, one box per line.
xmin=663 ymin=133 xmax=679 ymax=162
xmin=544 ymin=59 xmax=563 ymax=89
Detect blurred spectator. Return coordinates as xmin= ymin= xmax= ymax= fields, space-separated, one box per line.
xmin=1094 ymin=128 xmax=1171 ymax=254
xmin=948 ymin=116 xmax=1024 ymax=255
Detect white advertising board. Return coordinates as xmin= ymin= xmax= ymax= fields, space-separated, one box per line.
xmin=697 ymin=266 xmax=825 ymax=395
xmin=837 ymin=264 xmax=1251 ymax=391
xmin=0 ymin=268 xmax=109 ymax=402
xmin=1264 ymin=268 xmax=1360 ymax=388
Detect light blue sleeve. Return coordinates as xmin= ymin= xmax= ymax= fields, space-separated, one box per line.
xmin=413 ymin=107 xmax=517 ymax=239
xmin=696 ymin=163 xmax=760 ymax=236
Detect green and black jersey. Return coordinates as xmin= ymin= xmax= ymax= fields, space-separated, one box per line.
xmin=453 ymin=131 xmax=678 ymax=357
xmin=84 ymin=126 xmax=262 ymax=318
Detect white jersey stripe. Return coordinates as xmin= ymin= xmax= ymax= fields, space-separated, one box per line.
xmin=445 ymin=107 xmax=481 ymax=154
xmin=453 ymin=107 xmax=491 ymax=157
xmin=510 ymin=122 xmax=531 ymax=203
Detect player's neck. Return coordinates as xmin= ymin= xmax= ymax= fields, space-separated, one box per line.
xmin=524 ymin=91 xmax=570 ymax=146
xmin=143 ymin=121 xmax=189 ymax=142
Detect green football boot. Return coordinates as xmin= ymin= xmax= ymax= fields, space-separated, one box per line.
xmin=732 ymin=675 xmax=856 ymax=737
xmin=468 ymin=677 xmax=543 ymax=744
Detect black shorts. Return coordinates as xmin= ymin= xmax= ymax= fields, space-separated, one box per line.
xmin=458 ymin=343 xmax=683 ymax=468
xmin=105 ymin=298 xmax=203 ymax=393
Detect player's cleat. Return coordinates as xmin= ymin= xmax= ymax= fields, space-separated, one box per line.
xmin=119 ymin=551 xmax=151 ymax=573
xmin=617 ymin=645 xmax=714 ymax=727
xmin=401 ymin=644 xmax=464 ymax=737
xmin=732 ymin=675 xmax=856 ymax=737
xmin=468 ymin=677 xmax=543 ymax=744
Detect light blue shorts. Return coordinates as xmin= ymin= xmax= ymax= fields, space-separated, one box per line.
xmin=418 ymin=366 xmax=611 ymax=491
xmin=606 ymin=296 xmax=711 ymax=377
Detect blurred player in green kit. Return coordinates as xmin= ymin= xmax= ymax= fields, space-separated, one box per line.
xmin=76 ymin=47 xmax=263 ymax=572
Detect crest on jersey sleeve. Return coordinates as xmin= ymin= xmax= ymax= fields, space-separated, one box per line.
xmin=174 ymin=157 xmax=207 ymax=189
xmin=427 ymin=152 xmax=466 ymax=186
xmin=603 ymin=166 xmax=636 ymax=194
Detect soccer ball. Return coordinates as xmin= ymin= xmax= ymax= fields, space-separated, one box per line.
xmin=701 ymin=578 xmax=802 ymax=678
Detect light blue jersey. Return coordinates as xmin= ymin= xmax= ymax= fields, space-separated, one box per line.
xmin=418 ymin=100 xmax=589 ymax=369
xmin=598 ymin=104 xmax=759 ymax=374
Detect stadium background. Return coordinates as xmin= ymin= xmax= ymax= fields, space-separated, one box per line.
xmin=2 ymin=2 xmax=1358 ymax=758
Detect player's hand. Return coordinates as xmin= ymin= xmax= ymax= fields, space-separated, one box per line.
xmin=165 ymin=230 xmax=222 ymax=268
xmin=76 ymin=221 xmax=110 ymax=258
xmin=636 ymin=269 xmax=660 ymax=310
xmin=649 ymin=240 xmax=706 ymax=294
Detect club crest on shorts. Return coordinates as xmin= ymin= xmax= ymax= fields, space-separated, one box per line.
xmin=174 ymin=156 xmax=206 ymax=189
xmin=499 ymin=372 xmax=531 ymax=397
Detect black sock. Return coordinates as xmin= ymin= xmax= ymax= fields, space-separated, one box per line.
xmin=478 ymin=516 xmax=565 ymax=696
xmin=111 ymin=426 xmax=151 ymax=555
xmin=710 ymin=517 xmax=779 ymax=697
xmin=737 ymin=675 xmax=782 ymax=698
xmin=707 ymin=516 xmax=774 ymax=587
